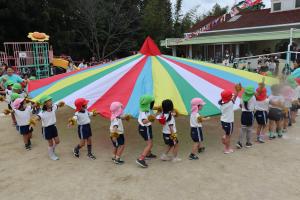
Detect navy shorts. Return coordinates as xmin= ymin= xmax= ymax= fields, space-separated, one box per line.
xmin=190 ymin=127 xmax=203 ymax=142
xmin=17 ymin=125 xmax=33 ymax=135
xmin=42 ymin=125 xmax=58 ymax=140
xmin=241 ymin=111 xmax=254 ymax=126
xmin=111 ymin=134 xmax=125 ymax=148
xmin=138 ymin=125 xmax=153 ymax=141
xmin=255 ymin=111 xmax=268 ymax=125
xmin=163 ymin=133 xmax=178 ymax=147
xmin=221 ymin=121 xmax=234 ymax=136
xmin=78 ymin=124 xmax=92 ymax=139
xmin=268 ymin=108 xmax=283 ymax=121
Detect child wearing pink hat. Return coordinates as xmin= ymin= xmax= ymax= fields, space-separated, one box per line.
xmin=189 ymin=98 xmax=210 ymax=160
xmin=109 ymin=102 xmax=130 ymax=165
xmin=11 ymin=98 xmax=33 ymax=150
xmin=69 ymin=98 xmax=97 ymax=160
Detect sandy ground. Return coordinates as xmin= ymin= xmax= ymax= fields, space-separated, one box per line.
xmin=1 ymin=102 xmax=300 ymax=200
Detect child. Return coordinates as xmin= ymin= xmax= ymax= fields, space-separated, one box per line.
xmin=281 ymin=85 xmax=294 ymax=133
xmin=136 ymin=95 xmax=157 ymax=168
xmin=189 ymin=98 xmax=210 ymax=160
xmin=69 ymin=98 xmax=97 ymax=160
xmin=158 ymin=99 xmax=181 ymax=162
xmin=236 ymin=86 xmax=256 ymax=149
xmin=11 ymin=98 xmax=33 ymax=150
xmin=268 ymin=84 xmax=284 ymax=139
xmin=31 ymin=95 xmax=65 ymax=160
xmin=287 ymin=76 xmax=299 ymax=124
xmin=254 ymin=81 xmax=269 ymax=143
xmin=109 ymin=102 xmax=130 ymax=165
xmin=12 ymin=83 xmax=27 ymax=98
xmin=219 ymin=84 xmax=241 ymax=154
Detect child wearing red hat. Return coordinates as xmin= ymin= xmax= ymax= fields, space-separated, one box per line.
xmin=69 ymin=98 xmax=97 ymax=160
xmin=219 ymin=84 xmax=241 ymax=154
xmin=255 ymin=81 xmax=269 ymax=143
xmin=189 ymin=98 xmax=210 ymax=160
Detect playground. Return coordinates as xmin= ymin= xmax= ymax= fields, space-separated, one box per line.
xmin=1 ymin=104 xmax=300 ymax=200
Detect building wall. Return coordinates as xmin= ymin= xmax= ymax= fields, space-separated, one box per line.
xmin=271 ymin=0 xmax=299 ymax=12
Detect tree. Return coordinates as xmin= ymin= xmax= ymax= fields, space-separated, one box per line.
xmin=173 ymin=0 xmax=183 ymax=37
xmin=207 ymin=3 xmax=228 ymax=17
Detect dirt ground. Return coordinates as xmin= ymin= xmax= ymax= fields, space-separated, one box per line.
xmin=1 ymin=102 xmax=300 ymax=200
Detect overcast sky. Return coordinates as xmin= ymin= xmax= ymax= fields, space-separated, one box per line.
xmin=171 ymin=0 xmax=271 ymax=14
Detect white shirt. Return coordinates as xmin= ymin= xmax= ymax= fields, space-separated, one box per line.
xmin=110 ymin=118 xmax=124 ymax=134
xmin=255 ymin=99 xmax=269 ymax=111
xmin=73 ymin=110 xmax=92 ymax=125
xmin=162 ymin=114 xmax=177 ymax=134
xmin=220 ymin=101 xmax=234 ymax=123
xmin=190 ymin=113 xmax=202 ymax=128
xmin=13 ymin=106 xmax=32 ymax=126
xmin=295 ymin=86 xmax=300 ymax=99
xmin=269 ymin=95 xmax=284 ymax=110
xmin=138 ymin=111 xmax=152 ymax=126
xmin=37 ymin=105 xmax=58 ymax=127
xmin=5 ymin=89 xmax=12 ymax=103
xmin=241 ymin=96 xmax=256 ymax=112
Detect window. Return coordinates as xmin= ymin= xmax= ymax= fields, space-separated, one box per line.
xmin=296 ymin=0 xmax=300 ymax=8
xmin=273 ymin=2 xmax=281 ymax=11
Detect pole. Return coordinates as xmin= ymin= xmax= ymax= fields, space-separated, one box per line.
xmin=286 ymin=28 xmax=295 ymax=72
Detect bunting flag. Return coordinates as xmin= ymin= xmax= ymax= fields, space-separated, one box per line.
xmin=28 ymin=37 xmax=278 ymax=118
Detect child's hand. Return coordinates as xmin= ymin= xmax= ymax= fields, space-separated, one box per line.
xmin=197 ymin=116 xmax=203 ymax=123
xmin=0 ymin=96 xmax=4 ymax=102
xmin=147 ymin=114 xmax=156 ymax=122
xmin=235 ymin=83 xmax=243 ymax=93
xmin=3 ymin=109 xmax=12 ymax=115
xmin=172 ymin=109 xmax=179 ymax=117
xmin=68 ymin=118 xmax=76 ymax=127
xmin=29 ymin=118 xmax=37 ymax=127
xmin=170 ymin=133 xmax=178 ymax=141
xmin=110 ymin=132 xmax=119 ymax=141
xmin=25 ymin=98 xmax=34 ymax=104
xmin=91 ymin=109 xmax=98 ymax=116
xmin=123 ymin=114 xmax=132 ymax=121
xmin=153 ymin=106 xmax=162 ymax=113
xmin=57 ymin=101 xmax=65 ymax=108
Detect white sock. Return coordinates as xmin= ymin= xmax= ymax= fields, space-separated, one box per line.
xmin=48 ymin=146 xmax=54 ymax=157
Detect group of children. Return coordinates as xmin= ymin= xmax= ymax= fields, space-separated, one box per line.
xmin=1 ymin=75 xmax=300 ymax=168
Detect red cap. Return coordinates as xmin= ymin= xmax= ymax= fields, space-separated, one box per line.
xmin=74 ymin=98 xmax=89 ymax=112
xmin=256 ymin=87 xmax=267 ymax=101
xmin=221 ymin=90 xmax=233 ymax=103
xmin=295 ymin=78 xmax=300 ymax=85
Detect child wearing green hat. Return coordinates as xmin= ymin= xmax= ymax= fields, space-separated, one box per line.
xmin=136 ymin=95 xmax=157 ymax=168
xmin=31 ymin=95 xmax=65 ymax=160
xmin=236 ymin=86 xmax=256 ymax=149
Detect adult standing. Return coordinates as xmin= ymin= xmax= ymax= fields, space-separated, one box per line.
xmin=0 ymin=66 xmax=24 ymax=88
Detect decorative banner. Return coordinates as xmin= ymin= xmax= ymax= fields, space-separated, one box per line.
xmin=28 ymin=32 xmax=50 ymax=42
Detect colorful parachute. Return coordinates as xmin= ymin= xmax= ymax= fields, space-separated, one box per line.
xmin=28 ymin=37 xmax=278 ymax=118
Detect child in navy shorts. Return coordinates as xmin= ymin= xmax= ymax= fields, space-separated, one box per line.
xmin=255 ymin=81 xmax=269 ymax=143
xmin=157 ymin=99 xmax=181 ymax=162
xmin=236 ymin=86 xmax=256 ymax=149
xmin=32 ymin=95 xmax=65 ymax=160
xmin=69 ymin=98 xmax=97 ymax=160
xmin=189 ymin=98 xmax=210 ymax=160
xmin=9 ymin=98 xmax=34 ymax=150
xmin=136 ymin=95 xmax=157 ymax=168
xmin=109 ymin=102 xmax=130 ymax=165
xmin=219 ymin=84 xmax=241 ymax=154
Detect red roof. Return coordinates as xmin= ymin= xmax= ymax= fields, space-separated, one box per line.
xmin=190 ymin=9 xmax=300 ymax=32
xmin=189 ymin=16 xmax=219 ymax=32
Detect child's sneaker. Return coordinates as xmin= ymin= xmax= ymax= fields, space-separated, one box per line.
xmin=245 ymin=142 xmax=253 ymax=148
xmin=136 ymin=159 xmax=148 ymax=168
xmin=277 ymin=133 xmax=283 ymax=138
xmin=172 ymin=157 xmax=182 ymax=162
xmin=282 ymin=129 xmax=287 ymax=133
xmin=145 ymin=153 xmax=157 ymax=160
xmin=257 ymin=137 xmax=265 ymax=143
xmin=189 ymin=153 xmax=199 ymax=160
xmin=160 ymin=153 xmax=171 ymax=161
xmin=50 ymin=154 xmax=59 ymax=161
xmin=87 ymin=153 xmax=96 ymax=160
xmin=73 ymin=148 xmax=79 ymax=158
xmin=114 ymin=158 xmax=125 ymax=165
xmin=224 ymin=149 xmax=234 ymax=154
xmin=236 ymin=142 xmax=243 ymax=149
xmin=269 ymin=132 xmax=276 ymax=140
xmin=198 ymin=147 xmax=205 ymax=153
xmin=25 ymin=144 xmax=31 ymax=151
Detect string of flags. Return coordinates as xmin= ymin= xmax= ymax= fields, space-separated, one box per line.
xmin=181 ymin=0 xmax=263 ymax=42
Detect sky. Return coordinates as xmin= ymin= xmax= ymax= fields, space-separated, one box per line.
xmin=171 ymin=0 xmax=271 ymax=14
